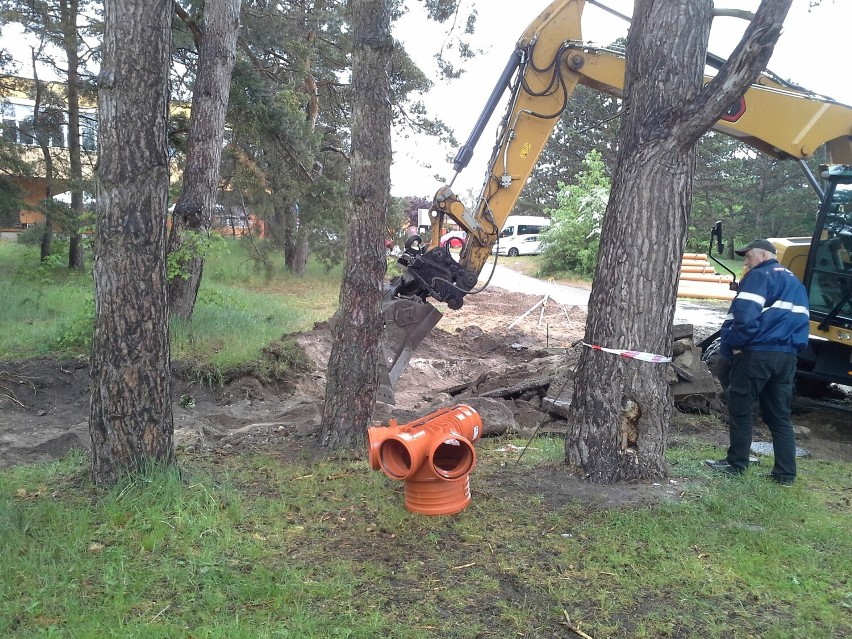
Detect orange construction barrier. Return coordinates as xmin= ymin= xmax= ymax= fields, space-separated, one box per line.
xmin=367 ymin=405 xmax=482 ymax=516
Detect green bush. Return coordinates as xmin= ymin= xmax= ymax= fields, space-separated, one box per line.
xmin=54 ymin=297 xmax=95 ymax=351
xmin=538 ymin=150 xmax=610 ymax=278
xmin=16 ymin=223 xmax=49 ymax=246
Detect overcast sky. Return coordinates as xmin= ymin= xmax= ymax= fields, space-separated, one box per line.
xmin=391 ymin=0 xmax=852 ymax=199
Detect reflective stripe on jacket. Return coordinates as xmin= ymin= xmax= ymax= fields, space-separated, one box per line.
xmin=719 ymin=259 xmax=810 ymax=359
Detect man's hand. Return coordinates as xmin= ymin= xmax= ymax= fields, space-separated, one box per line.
xmin=716 ymin=358 xmax=731 ymax=390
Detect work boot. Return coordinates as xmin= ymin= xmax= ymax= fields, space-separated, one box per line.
xmin=704 ymin=459 xmax=743 ymax=475
xmin=763 ymin=473 xmax=795 ymax=487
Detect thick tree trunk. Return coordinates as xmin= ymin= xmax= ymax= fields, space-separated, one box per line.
xmin=291 ymin=236 xmax=309 ymax=275
xmin=564 ymin=145 xmax=691 ymax=481
xmin=168 ymin=0 xmax=241 ymax=320
xmin=283 ymin=208 xmax=298 ymax=269
xmin=567 ymin=1 xmax=718 ymax=483
xmin=90 ymin=0 xmax=175 ymax=486
xmin=68 ymin=233 xmax=84 ymax=268
xmin=40 ymin=224 xmax=53 ymax=261
xmin=565 ymin=0 xmax=791 ymax=483
xmin=319 ymin=0 xmax=392 ymax=450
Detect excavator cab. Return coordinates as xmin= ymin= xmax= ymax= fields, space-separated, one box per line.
xmin=704 ymin=166 xmax=852 ymax=388
xmin=804 ymin=166 xmax=852 ymax=331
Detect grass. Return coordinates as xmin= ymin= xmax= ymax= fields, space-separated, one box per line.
xmin=0 ymin=242 xmax=93 ymax=358
xmin=1 ymin=437 xmax=850 ymax=638
xmin=708 ymin=256 xmax=745 ymax=279
xmin=2 ymin=236 xmax=851 ymax=637
xmin=0 ymin=238 xmax=341 ymax=378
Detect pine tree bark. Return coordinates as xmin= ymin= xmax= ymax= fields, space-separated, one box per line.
xmin=319 ymin=0 xmax=392 ymax=450
xmin=168 ymin=0 xmax=241 ymax=320
xmin=565 ymin=0 xmax=792 ymax=483
xmin=90 ymin=0 xmax=176 ymax=486
xmin=282 ymin=209 xmax=309 ymax=275
xmin=60 ymin=0 xmax=86 ymax=271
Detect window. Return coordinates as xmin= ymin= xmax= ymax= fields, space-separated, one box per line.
xmin=81 ymin=113 xmax=97 ymax=151
xmin=18 ymin=116 xmax=35 ymax=146
xmin=517 ymin=224 xmax=544 ymax=235
xmin=2 ymin=119 xmax=17 ymax=143
xmin=808 ymin=182 xmax=852 ymax=321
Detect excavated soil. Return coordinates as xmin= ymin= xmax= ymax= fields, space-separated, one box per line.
xmin=1 ymin=287 xmax=850 ymax=507
xmin=0 ymin=289 xmax=583 ymax=464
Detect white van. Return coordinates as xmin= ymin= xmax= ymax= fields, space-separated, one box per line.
xmin=494 ymin=215 xmax=550 ymax=256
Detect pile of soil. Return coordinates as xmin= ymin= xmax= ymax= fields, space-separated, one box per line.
xmin=1 ymin=287 xmax=850 ymax=478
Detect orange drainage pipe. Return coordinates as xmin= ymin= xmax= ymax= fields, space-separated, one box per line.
xmin=367 ymin=404 xmax=482 ymax=516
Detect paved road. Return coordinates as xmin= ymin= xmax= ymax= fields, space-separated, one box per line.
xmin=478 ymin=263 xmax=727 ymax=337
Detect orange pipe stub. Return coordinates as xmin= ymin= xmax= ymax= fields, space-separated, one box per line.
xmin=403 ymin=475 xmax=473 ymax=516
xmin=430 ymin=436 xmax=476 ymax=480
xmin=367 ymin=404 xmax=482 ymax=515
xmin=367 ymin=418 xmax=405 ymax=470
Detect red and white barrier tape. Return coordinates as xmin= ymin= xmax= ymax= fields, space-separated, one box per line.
xmin=582 ymin=342 xmax=671 ymax=363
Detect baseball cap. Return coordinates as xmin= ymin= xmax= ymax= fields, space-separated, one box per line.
xmin=735 ymin=239 xmax=776 ymax=256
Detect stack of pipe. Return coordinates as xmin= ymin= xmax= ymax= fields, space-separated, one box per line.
xmin=677 ymin=253 xmax=737 ymax=300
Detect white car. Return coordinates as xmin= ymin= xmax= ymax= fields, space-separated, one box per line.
xmin=440 ymin=230 xmax=466 ymax=249
xmin=497 ymin=234 xmax=542 ymax=257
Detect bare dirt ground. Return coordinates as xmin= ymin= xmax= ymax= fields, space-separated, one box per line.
xmin=1 ymin=286 xmax=850 ymax=507
xmin=0 ymin=289 xmax=585 ymax=465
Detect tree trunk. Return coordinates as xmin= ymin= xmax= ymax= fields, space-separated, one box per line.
xmin=291 ymin=235 xmax=309 ymax=275
xmin=90 ymin=0 xmax=176 ymax=486
xmin=319 ymin=0 xmax=392 ymax=450
xmin=565 ymin=0 xmax=791 ymax=483
xmin=168 ymin=0 xmax=241 ymax=320
xmin=40 ymin=224 xmax=53 ymax=261
xmin=283 ymin=206 xmax=298 ymax=269
xmin=61 ymin=0 xmax=86 ymax=271
xmin=30 ymin=61 xmax=55 ymax=263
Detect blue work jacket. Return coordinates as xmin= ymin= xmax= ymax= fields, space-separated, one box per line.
xmin=719 ymin=259 xmax=810 ymax=359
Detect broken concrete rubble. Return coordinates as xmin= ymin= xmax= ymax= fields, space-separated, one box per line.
xmin=668 ymin=324 xmax=723 ymax=413
xmin=419 ymin=324 xmax=722 ymax=436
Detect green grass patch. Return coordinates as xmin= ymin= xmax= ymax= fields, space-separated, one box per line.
xmin=0 ymin=238 xmax=341 ymax=378
xmin=0 ymin=243 xmax=93 ymax=358
xmin=1 ymin=439 xmax=849 ymax=638
xmin=710 ymin=256 xmax=745 ymax=279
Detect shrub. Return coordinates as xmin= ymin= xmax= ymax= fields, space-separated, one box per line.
xmin=538 ymin=150 xmax=610 ymax=278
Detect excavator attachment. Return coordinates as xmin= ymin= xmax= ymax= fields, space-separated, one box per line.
xmin=377 ymin=235 xmax=481 ymax=404
xmin=377 ymin=296 xmax=443 ymax=405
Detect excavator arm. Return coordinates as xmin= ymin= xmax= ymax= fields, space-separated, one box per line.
xmin=377 ymin=0 xmax=852 ymax=404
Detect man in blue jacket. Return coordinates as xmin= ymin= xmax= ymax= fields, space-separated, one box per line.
xmin=705 ymin=239 xmax=810 ymax=485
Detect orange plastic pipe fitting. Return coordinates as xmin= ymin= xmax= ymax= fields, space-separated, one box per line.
xmin=367 ymin=404 xmax=482 ymax=516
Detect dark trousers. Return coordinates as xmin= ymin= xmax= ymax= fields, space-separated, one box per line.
xmin=726 ymin=350 xmax=797 ymax=480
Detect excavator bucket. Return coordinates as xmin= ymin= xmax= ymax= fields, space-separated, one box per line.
xmin=377 ymin=297 xmax=443 ymax=404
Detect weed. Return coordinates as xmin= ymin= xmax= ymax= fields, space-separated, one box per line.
xmin=53 ymin=297 xmax=94 ymax=351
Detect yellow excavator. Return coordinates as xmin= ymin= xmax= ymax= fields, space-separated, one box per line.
xmin=378 ymin=0 xmax=852 ymax=404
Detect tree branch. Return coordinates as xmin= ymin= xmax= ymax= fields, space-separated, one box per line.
xmin=681 ymin=0 xmax=793 ymax=147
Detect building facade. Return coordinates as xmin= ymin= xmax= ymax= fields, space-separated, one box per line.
xmin=1 ymin=76 xmax=98 ymax=231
